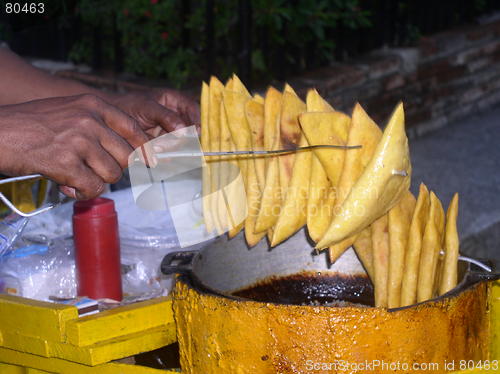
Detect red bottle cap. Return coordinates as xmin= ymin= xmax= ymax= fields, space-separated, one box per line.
xmin=73 ymin=198 xmax=116 ymax=218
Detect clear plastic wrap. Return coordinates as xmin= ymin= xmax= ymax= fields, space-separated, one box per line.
xmin=0 ymin=214 xmax=29 ymax=256
xmin=0 ymin=187 xmax=197 ymax=301
xmin=0 ymin=238 xmax=76 ymax=301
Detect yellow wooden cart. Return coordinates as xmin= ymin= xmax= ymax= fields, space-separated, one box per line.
xmin=0 ymin=295 xmax=177 ymax=373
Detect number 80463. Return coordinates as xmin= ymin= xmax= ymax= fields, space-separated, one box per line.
xmin=5 ymin=3 xmax=45 ymax=14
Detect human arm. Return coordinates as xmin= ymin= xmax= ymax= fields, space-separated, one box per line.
xmin=0 ymin=47 xmax=200 ymax=133
xmin=0 ymin=94 xmax=150 ymax=199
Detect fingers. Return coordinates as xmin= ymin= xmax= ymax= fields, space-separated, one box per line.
xmin=77 ymin=94 xmax=150 ymax=150
xmin=58 ymin=186 xmax=78 ymax=199
xmin=146 ymin=126 xmax=164 ymax=138
xmin=159 ymin=89 xmax=201 ymax=126
xmin=82 ymin=142 xmax=123 ymax=185
xmin=94 ymin=125 xmax=134 ymax=169
xmin=52 ymin=117 xmax=128 ymax=199
xmin=52 ymin=153 xmax=106 ymax=200
xmin=140 ymin=100 xmax=188 ymax=132
xmin=55 ymin=138 xmax=121 ymax=200
xmin=65 ymin=133 xmax=123 ymax=188
xmin=77 ymin=94 xmax=157 ymax=167
xmin=72 ymin=164 xmax=106 ymax=200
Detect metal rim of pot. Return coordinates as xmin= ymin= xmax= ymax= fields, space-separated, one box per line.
xmin=161 ymin=232 xmax=500 ymax=310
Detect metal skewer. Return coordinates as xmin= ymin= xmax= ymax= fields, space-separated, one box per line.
xmin=153 ymin=144 xmax=362 ymax=159
xmin=1 ymin=144 xmax=361 ymax=217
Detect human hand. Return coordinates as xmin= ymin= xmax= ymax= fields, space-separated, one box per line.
xmin=0 ymin=94 xmax=151 ymax=200
xmin=109 ymin=89 xmax=200 ymax=138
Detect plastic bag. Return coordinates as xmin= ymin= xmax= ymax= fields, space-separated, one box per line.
xmin=0 ymin=214 xmax=29 ymax=256
xmin=1 ymin=187 xmax=197 ymax=300
xmin=0 ymin=238 xmax=76 ymax=301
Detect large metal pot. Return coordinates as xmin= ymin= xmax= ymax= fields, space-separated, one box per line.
xmin=162 ymin=229 xmax=499 ymax=374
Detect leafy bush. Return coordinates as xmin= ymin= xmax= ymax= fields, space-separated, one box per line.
xmin=70 ymin=0 xmax=371 ymax=87
xmin=63 ymin=0 xmax=496 ymax=87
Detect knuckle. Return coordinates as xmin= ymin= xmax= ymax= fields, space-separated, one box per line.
xmin=76 ymin=113 xmax=97 ymax=127
xmin=102 ymin=163 xmax=122 ymax=184
xmin=69 ymin=135 xmax=91 ymax=151
xmin=127 ymin=118 xmax=143 ymax=137
xmin=58 ymin=150 xmax=80 ymax=168
xmin=115 ymin=154 xmax=129 ymax=169
xmin=79 ymin=94 xmax=102 ymax=108
xmin=109 ymin=169 xmax=122 ymax=184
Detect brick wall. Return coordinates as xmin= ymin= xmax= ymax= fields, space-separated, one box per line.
xmin=290 ymin=17 xmax=500 ymax=138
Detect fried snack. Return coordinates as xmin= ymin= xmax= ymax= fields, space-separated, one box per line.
xmin=223 ymin=90 xmax=252 ymax=182
xmin=284 ymin=83 xmax=297 ymax=95
xmin=262 ymin=86 xmax=282 ymax=170
xmin=300 ymin=111 xmax=351 ymax=190
xmin=322 ymin=103 xmax=382 ymax=260
xmin=372 ymin=214 xmax=390 ymax=308
xmin=244 ymin=155 xmax=266 ymax=246
xmin=216 ymin=100 xmax=231 ymax=232
xmin=417 ymin=191 xmax=445 ymax=302
xmin=270 ymin=133 xmax=311 ymax=246
xmin=353 ymin=227 xmax=374 ymax=280
xmin=301 ymin=91 xmax=343 ymax=243
xmin=244 ymin=97 xmax=267 ymax=246
xmin=254 ymin=94 xmax=264 ymax=104
xmin=255 ymin=87 xmax=282 ymax=233
xmin=300 ymin=112 xmax=350 ymax=242
xmin=400 ymin=183 xmax=430 ymax=306
xmin=439 ymin=193 xmax=459 ymax=295
xmin=219 ymin=76 xmax=252 ymax=235
xmin=317 ymin=103 xmax=411 ymax=250
xmin=255 ymin=157 xmax=281 ymax=234
xmin=278 ymin=90 xmax=306 ymax=192
xmin=268 ymin=88 xmax=307 ymax=246
xmin=307 ymin=157 xmax=336 ymax=242
xmin=430 ymin=192 xmax=446 ymax=295
xmin=220 ymin=79 xmax=246 ymax=238
xmin=225 ymin=77 xmax=234 ymax=90
xmin=245 ymin=97 xmax=266 ymax=190
xmin=387 ymin=191 xmax=416 ymax=308
xmin=208 ymin=77 xmax=225 ymax=234
xmin=304 ymin=90 xmax=335 ymax=242
xmin=219 ymin=100 xmax=246 ymax=237
xmin=306 ymin=88 xmax=334 ymax=112
xmin=223 ymin=89 xmax=256 ymax=239
xmin=226 ymin=77 xmax=267 ymax=243
xmin=232 ymin=73 xmax=251 ymax=98
xmin=200 ymin=81 xmax=214 ymax=233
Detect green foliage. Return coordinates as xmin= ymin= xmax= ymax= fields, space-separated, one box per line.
xmin=69 ymin=0 xmax=370 ymax=87
xmin=251 ymin=0 xmax=370 ymax=74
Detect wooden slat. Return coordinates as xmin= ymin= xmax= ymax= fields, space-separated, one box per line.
xmin=0 ymin=295 xmax=78 ymax=342
xmin=0 ymin=346 xmax=177 ymax=373
xmin=65 ymin=297 xmax=173 ymax=347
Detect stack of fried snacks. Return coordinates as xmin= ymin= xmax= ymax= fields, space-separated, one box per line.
xmin=351 ymin=187 xmax=459 ymax=308
xmin=200 ymin=75 xmax=460 ymax=307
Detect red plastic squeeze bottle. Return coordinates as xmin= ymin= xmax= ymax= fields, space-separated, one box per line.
xmin=73 ymin=198 xmax=123 ymax=301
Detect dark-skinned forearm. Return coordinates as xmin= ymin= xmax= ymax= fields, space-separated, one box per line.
xmin=0 ymin=47 xmax=113 ymax=105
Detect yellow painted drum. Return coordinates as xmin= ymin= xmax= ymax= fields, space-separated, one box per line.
xmin=163 ymin=229 xmax=498 ymax=374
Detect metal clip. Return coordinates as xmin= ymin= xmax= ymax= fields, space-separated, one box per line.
xmin=0 ymin=174 xmax=58 ymax=217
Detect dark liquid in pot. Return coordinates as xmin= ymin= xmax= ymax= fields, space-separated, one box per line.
xmin=232 ymin=272 xmax=375 ymax=306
